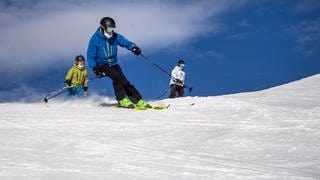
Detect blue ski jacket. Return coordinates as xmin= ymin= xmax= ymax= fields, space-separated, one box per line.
xmin=87 ymin=28 xmax=136 ymax=69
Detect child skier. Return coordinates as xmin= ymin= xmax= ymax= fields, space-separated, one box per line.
xmin=169 ymin=59 xmax=186 ymax=98
xmin=65 ymin=55 xmax=89 ymax=97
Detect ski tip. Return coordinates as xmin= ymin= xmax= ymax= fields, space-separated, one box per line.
xmin=43 ymin=97 xmax=48 ymax=103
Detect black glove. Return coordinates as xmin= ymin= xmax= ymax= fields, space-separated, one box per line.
xmin=132 ymin=46 xmax=141 ymax=56
xmin=93 ymin=66 xmax=105 ymax=78
xmin=65 ymin=79 xmax=72 ymax=87
xmin=83 ymin=87 xmax=88 ymax=96
xmin=174 ymin=79 xmax=183 ymax=85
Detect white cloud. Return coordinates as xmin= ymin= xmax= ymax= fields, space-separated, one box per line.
xmin=0 ymin=0 xmax=249 ymax=72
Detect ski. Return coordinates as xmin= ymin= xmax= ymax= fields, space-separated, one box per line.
xmin=112 ymin=104 xmax=170 ymax=110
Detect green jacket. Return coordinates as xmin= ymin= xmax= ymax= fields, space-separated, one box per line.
xmin=65 ymin=65 xmax=88 ymax=88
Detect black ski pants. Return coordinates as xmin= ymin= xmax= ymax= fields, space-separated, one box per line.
xmin=100 ymin=64 xmax=142 ymax=103
xmin=169 ymin=84 xmax=184 ymax=98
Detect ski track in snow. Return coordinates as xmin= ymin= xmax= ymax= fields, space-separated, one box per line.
xmin=0 ymin=75 xmax=320 ymax=179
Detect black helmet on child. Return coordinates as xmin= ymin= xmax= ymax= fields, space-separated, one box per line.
xmin=74 ymin=55 xmax=85 ymax=64
xmin=100 ymin=17 xmax=116 ymax=29
xmin=178 ymin=59 xmax=185 ymax=66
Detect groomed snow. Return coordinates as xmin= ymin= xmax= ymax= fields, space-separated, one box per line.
xmin=1 ymin=75 xmax=320 ymax=179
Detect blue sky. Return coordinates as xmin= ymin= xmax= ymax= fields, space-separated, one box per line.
xmin=0 ymin=0 xmax=319 ymax=102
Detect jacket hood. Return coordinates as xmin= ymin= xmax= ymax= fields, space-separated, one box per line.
xmin=94 ymin=27 xmax=106 ymax=39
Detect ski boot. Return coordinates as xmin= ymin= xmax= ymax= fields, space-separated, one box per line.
xmin=135 ymin=99 xmax=152 ymax=108
xmin=119 ymin=97 xmax=135 ymax=108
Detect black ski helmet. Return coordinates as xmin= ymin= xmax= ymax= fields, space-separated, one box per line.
xmin=100 ymin=17 xmax=116 ymax=29
xmin=74 ymin=55 xmax=85 ymax=64
xmin=178 ymin=59 xmax=185 ymax=66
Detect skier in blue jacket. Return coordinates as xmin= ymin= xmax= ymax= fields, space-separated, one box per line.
xmin=87 ymin=17 xmax=151 ymax=108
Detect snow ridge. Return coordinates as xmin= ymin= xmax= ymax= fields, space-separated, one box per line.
xmin=0 ymin=75 xmax=319 ymax=179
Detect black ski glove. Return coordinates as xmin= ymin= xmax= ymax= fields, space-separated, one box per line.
xmin=93 ymin=66 xmax=105 ymax=78
xmin=132 ymin=46 xmax=142 ymax=56
xmin=174 ymin=79 xmax=183 ymax=85
xmin=65 ymin=79 xmax=72 ymax=87
xmin=83 ymin=87 xmax=88 ymax=97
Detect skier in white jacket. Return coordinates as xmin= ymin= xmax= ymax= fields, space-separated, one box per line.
xmin=169 ymin=59 xmax=186 ymax=98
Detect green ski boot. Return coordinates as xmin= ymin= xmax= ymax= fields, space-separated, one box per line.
xmin=135 ymin=99 xmax=152 ymax=108
xmin=119 ymin=97 xmax=135 ymax=108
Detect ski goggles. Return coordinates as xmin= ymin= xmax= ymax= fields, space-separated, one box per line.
xmin=179 ymin=63 xmax=185 ymax=67
xmin=106 ymin=27 xmax=116 ymax=33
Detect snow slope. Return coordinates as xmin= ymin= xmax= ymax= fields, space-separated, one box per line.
xmin=1 ymin=75 xmax=320 ymax=180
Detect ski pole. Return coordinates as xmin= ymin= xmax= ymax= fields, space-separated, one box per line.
xmin=43 ymin=76 xmax=100 ymax=103
xmin=157 ymin=89 xmax=169 ymax=99
xmin=140 ymin=54 xmax=193 ymax=92
xmin=43 ymin=86 xmax=71 ymax=103
xmin=185 ymin=85 xmax=193 ymax=92
xmin=157 ymin=85 xmax=193 ymax=99
xmin=140 ymin=54 xmax=172 ymax=77
xmin=157 ymin=84 xmax=193 ymax=99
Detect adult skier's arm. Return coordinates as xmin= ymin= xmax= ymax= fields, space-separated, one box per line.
xmin=116 ymin=33 xmax=136 ymax=51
